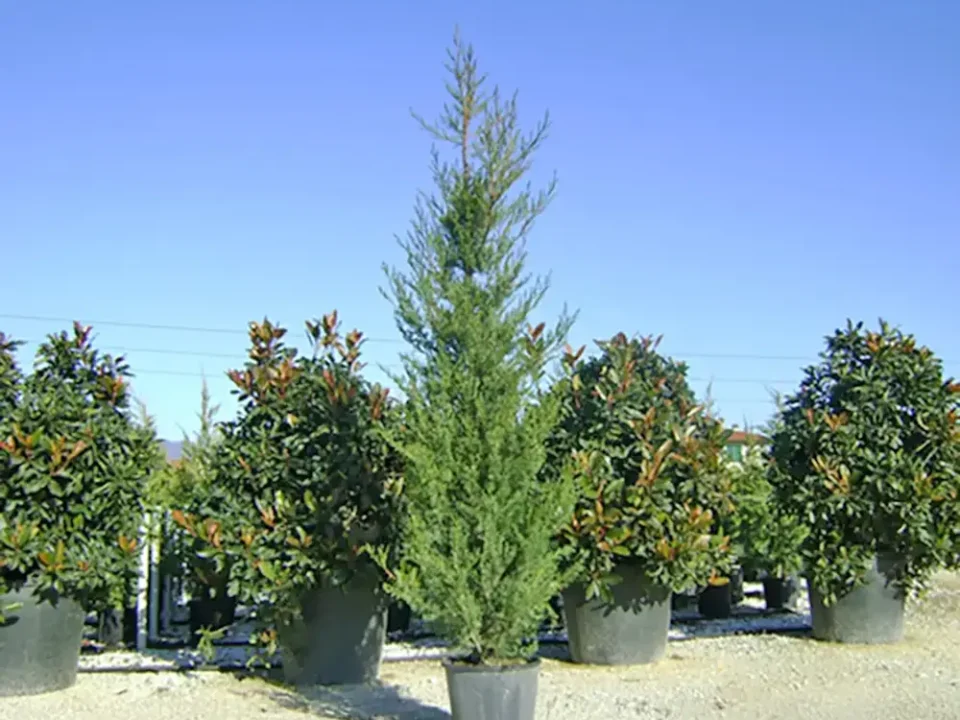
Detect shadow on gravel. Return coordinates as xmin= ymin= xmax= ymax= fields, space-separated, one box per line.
xmin=263 ymin=677 xmax=450 ymax=719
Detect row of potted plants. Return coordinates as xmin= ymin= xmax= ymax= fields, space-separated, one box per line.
xmin=4 ymin=313 xmax=957 ymax=692
xmin=144 ymin=379 xmax=238 ymax=646
xmin=3 ymin=33 xmax=960 ymax=720
xmin=3 ymin=316 xmax=956 ymax=688
xmin=702 ymin=436 xmax=809 ymax=618
xmin=155 ymin=379 xmax=800 ymax=647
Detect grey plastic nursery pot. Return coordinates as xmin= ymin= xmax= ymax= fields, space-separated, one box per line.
xmin=0 ymin=584 xmax=86 ymax=697
xmin=278 ymin=573 xmax=387 ymax=685
xmin=444 ymin=657 xmax=541 ymax=720
xmin=808 ymin=553 xmax=906 ymax=644
xmin=562 ymin=564 xmax=672 ymax=665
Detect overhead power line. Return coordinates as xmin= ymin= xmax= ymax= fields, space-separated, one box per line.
xmin=132 ymin=365 xmax=402 ymax=377
xmin=124 ymin=366 xmax=792 ymax=387
xmin=2 ymin=313 xmax=249 ymax=336
xmin=668 ymin=351 xmax=812 ymax=362
xmin=10 ymin=338 xmax=799 ymax=385
xmin=84 ymin=345 xmax=240 ymax=360
xmin=126 ymin=368 xmax=779 ymax=405
xmin=11 ymin=312 xmax=953 ymax=376
xmin=0 ymin=313 xmax=402 ymax=343
xmin=2 ymin=313 xmax=822 ymax=362
xmin=13 ymin=340 xmax=801 ymax=385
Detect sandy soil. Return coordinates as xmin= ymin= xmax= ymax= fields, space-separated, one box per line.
xmin=4 ymin=572 xmax=960 ymax=719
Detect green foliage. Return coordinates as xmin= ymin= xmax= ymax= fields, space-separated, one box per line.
xmin=545 ymin=333 xmax=734 ymax=600
xmin=0 ymin=323 xmax=158 ymax=611
xmin=770 ymin=319 xmax=960 ymax=604
xmin=723 ymin=440 xmax=806 ymax=579
xmin=0 ymin=333 xmax=22 ymax=419
xmin=179 ymin=313 xmax=403 ymax=641
xmin=133 ymin=398 xmax=168 ymax=478
xmin=374 ymin=33 xmax=577 ymax=665
xmin=147 ymin=379 xmax=221 ymax=510
xmin=721 ymin=441 xmax=770 ymax=567
xmin=146 ymin=381 xmax=230 ymax=600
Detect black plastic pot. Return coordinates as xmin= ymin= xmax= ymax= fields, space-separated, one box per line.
xmin=562 ymin=564 xmax=672 ymax=665
xmin=387 ymin=600 xmax=412 ymax=634
xmin=445 ymin=658 xmax=540 ymax=720
xmin=670 ymin=586 xmax=698 ymax=612
xmin=279 ymin=573 xmax=387 ymax=685
xmin=763 ymin=575 xmax=800 ymax=611
xmin=0 ymin=584 xmax=87 ymax=697
xmin=188 ymin=593 xmax=238 ymax=646
xmin=808 ymin=552 xmax=906 ymax=644
xmin=698 ymin=583 xmax=732 ymax=619
xmin=124 ymin=606 xmax=138 ymax=645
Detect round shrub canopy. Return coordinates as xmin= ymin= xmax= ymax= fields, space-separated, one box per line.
xmin=175 ymin=313 xmax=404 ymax=648
xmin=770 ymin=319 xmax=960 ymax=603
xmin=0 ymin=324 xmax=156 ymax=612
xmin=547 ymin=333 xmax=734 ymax=600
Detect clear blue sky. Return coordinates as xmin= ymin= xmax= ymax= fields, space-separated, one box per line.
xmin=2 ymin=1 xmax=958 ymax=441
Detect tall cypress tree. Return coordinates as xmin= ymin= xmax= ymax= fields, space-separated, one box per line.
xmin=378 ymin=32 xmax=577 ymax=664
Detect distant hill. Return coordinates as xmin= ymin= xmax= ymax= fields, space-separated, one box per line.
xmin=161 ymin=439 xmax=183 ymax=461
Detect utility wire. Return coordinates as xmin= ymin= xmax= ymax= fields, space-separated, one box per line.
xmin=125 ymin=366 xmax=793 ymax=388
xmin=14 ymin=312 xmax=951 ymax=378
xmin=126 ymin=368 xmax=779 ymax=404
xmin=76 ymin=344 xmax=241 ymax=360
xmin=131 ymin=365 xmax=402 ymax=377
xmin=52 ymin=341 xmax=819 ymax=368
xmin=0 ymin=313 xmax=402 ymax=343
xmin=3 ymin=313 xmax=820 ymax=362
xmin=667 ymin=351 xmax=812 ymax=362
xmin=41 ymin=344 xmax=799 ymax=384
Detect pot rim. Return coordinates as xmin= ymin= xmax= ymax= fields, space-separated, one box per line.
xmin=442 ymin=656 xmax=541 ymax=674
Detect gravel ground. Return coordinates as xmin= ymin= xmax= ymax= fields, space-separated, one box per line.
xmin=5 ymin=572 xmax=960 ymax=720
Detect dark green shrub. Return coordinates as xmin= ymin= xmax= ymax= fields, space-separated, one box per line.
xmin=0 ymin=324 xmax=157 ymax=614
xmin=770 ymin=320 xmax=960 ymax=604
xmin=723 ymin=439 xmax=806 ymax=580
xmin=546 ymin=333 xmax=734 ymax=600
xmin=176 ymin=313 xmax=403 ymax=653
xmin=146 ymin=381 xmax=231 ymax=606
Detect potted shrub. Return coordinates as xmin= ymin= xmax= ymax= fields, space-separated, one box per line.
xmin=97 ymin=400 xmax=167 ymax=648
xmin=770 ymin=320 xmax=960 ymax=643
xmin=545 ymin=333 xmax=734 ymax=665
xmin=371 ymin=34 xmax=576 ymax=720
xmin=723 ymin=436 xmax=807 ymax=611
xmin=178 ymin=313 xmax=403 ymax=685
xmin=0 ymin=324 xmax=156 ymax=696
xmin=756 ymin=515 xmax=807 ymax=611
xmin=146 ymin=381 xmax=237 ymax=646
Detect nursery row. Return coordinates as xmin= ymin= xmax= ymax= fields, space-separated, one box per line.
xmin=3 ymin=309 xmax=958 ymax=706
xmin=3 ymin=33 xmax=959 ymax=720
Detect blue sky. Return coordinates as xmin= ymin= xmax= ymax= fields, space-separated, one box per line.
xmin=2 ymin=1 xmax=958 ymax=441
